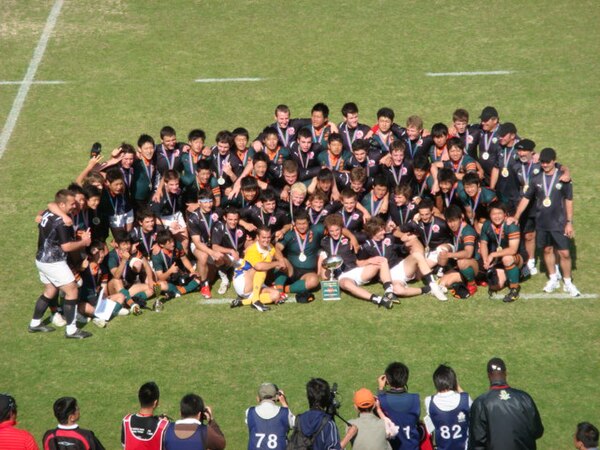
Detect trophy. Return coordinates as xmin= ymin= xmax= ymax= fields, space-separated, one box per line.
xmin=321 ymin=255 xmax=343 ymax=301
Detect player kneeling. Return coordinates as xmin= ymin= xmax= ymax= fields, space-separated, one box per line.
xmin=318 ymin=214 xmax=394 ymax=309
xmin=230 ymin=226 xmax=288 ymax=312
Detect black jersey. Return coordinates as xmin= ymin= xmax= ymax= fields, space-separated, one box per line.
xmin=524 ymin=169 xmax=573 ymax=231
xmin=383 ymin=162 xmax=414 ymax=189
xmin=155 ymin=143 xmax=184 ymax=176
xmin=494 ymin=145 xmax=522 ymax=211
xmin=245 ymin=205 xmax=289 ymax=232
xmin=288 ymin=142 xmax=321 ymax=181
xmin=388 ymin=201 xmax=418 ymax=228
xmin=36 ymin=211 xmax=74 ymax=263
xmin=358 ymin=234 xmax=407 ymax=267
xmin=338 ymin=122 xmax=371 ymax=152
xmin=43 ymin=425 xmax=105 ymax=450
xmin=151 ymin=189 xmax=185 ymax=218
xmin=458 ymin=125 xmax=482 ymax=159
xmin=187 ymin=208 xmax=219 ymax=244
xmin=320 ymin=235 xmax=357 ymax=271
xmin=477 ymin=127 xmax=502 ymax=185
xmin=255 ymin=118 xmax=311 ymax=148
xmin=211 ymin=222 xmax=247 ymax=253
xmin=413 ymin=217 xmax=452 ymax=250
xmin=129 ymin=225 xmax=163 ymax=259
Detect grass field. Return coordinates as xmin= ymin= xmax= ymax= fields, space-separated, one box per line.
xmin=1 ymin=1 xmax=599 ymax=448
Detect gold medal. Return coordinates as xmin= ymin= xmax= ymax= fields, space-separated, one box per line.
xmin=424 ymin=246 xmax=430 ymax=254
xmin=497 ymin=246 xmax=503 ymax=251
xmin=501 ymin=167 xmax=509 ymax=178
xmin=523 ymin=184 xmax=529 ymax=193
xmin=542 ymin=197 xmax=552 ymax=208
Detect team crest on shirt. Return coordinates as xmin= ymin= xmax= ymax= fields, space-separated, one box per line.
xmin=352 ymin=213 xmax=359 ymax=220
xmin=288 ymin=127 xmax=295 ymax=135
xmin=499 ymin=390 xmax=511 ymax=401
xmin=408 ymin=203 xmax=415 ymax=210
xmin=355 ymin=130 xmax=364 ymax=139
xmin=236 ymin=229 xmax=244 ymax=237
xmin=432 ymin=224 xmax=440 ymax=232
xmin=533 ymin=168 xmax=540 ymax=175
xmin=309 ymin=152 xmax=314 ymax=158
xmin=383 ymin=237 xmax=391 ymax=246
xmin=269 ymin=216 xmax=277 ymax=224
xmin=341 ymin=238 xmax=348 ymax=245
xmin=418 ymin=139 xmax=423 ymax=146
xmin=211 ymin=213 xmax=219 ymax=221
xmin=368 ymin=160 xmax=376 ymax=167
xmin=457 ymin=412 xmax=467 ymax=423
xmin=556 ymin=183 xmax=562 ymax=190
xmin=402 ymin=166 xmax=408 ymax=174
xmin=492 ymin=137 xmax=498 ymax=144
xmin=467 ymin=135 xmax=474 ymax=144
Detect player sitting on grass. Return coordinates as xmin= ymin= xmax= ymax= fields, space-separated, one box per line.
xmin=479 ymin=201 xmax=525 ymax=303
xmin=230 ymin=226 xmax=288 ymax=312
xmin=151 ymin=229 xmax=200 ymax=302
xmin=437 ymin=205 xmax=479 ymax=298
xmin=318 ymin=214 xmax=394 ymax=309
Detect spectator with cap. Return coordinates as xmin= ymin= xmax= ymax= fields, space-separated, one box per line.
xmin=42 ymin=396 xmax=105 ymax=450
xmin=574 ymin=422 xmax=599 ymax=450
xmin=468 ymin=357 xmax=544 ymax=450
xmin=347 ymin=387 xmax=390 ymax=450
xmin=0 ymin=393 xmax=39 ymax=450
xmin=245 ymin=382 xmax=294 ymax=450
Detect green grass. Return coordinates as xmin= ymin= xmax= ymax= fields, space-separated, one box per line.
xmin=1 ymin=1 xmax=599 ymax=449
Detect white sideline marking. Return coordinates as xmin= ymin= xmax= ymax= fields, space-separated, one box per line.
xmin=194 ymin=77 xmax=264 ymax=83
xmin=426 ymin=71 xmax=513 ymax=77
xmin=197 ymin=297 xmax=297 ymax=305
xmin=491 ymin=293 xmax=597 ymax=300
xmin=0 ymin=80 xmax=66 ymax=85
xmin=0 ymin=0 xmax=64 ymax=160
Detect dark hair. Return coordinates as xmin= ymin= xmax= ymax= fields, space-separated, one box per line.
xmin=138 ymin=134 xmax=155 ymax=148
xmin=138 ymin=382 xmax=160 ymax=408
xmin=67 ymin=183 xmax=84 ymax=195
xmin=232 ymin=127 xmax=249 ymax=139
xmin=453 ymin=108 xmax=469 ymax=122
xmin=215 ymin=130 xmax=233 ymax=144
xmin=196 ymin=159 xmax=212 ymax=172
xmin=431 ymin=123 xmax=449 ymax=138
xmin=253 ymin=151 xmax=269 ymax=165
xmin=462 ymin=172 xmax=480 ymax=187
xmin=82 ymin=184 xmax=102 ymax=200
xmin=262 ymin=126 xmax=278 ymax=138
xmin=306 ymin=378 xmax=331 ymax=410
xmin=53 ymin=397 xmax=78 ymax=425
xmin=324 ymin=213 xmax=343 ymax=229
xmin=241 ymin=176 xmax=259 ymax=191
xmin=372 ymin=174 xmax=389 ymax=188
xmin=437 ymin=168 xmax=457 ymax=185
xmin=256 ymin=225 xmax=272 ymax=236
xmin=328 ymin=132 xmax=343 ymax=144
xmin=275 ymin=104 xmax=290 ymax=115
xmin=260 ymin=188 xmax=277 ymax=203
xmin=390 ymin=140 xmax=406 ymax=153
xmin=0 ymin=394 xmax=17 ymax=421
xmin=385 ymin=362 xmax=409 ymax=389
xmin=413 ymin=154 xmax=430 ymax=171
xmin=364 ymin=217 xmax=386 ymax=238
xmin=341 ymin=188 xmax=358 ymax=200
xmin=106 ymin=167 xmax=124 ymax=183
xmin=488 ymin=200 xmax=508 ymax=215
xmin=294 ymin=210 xmax=309 ymax=223
xmin=352 ymin=139 xmax=370 ymax=152
xmin=164 ymin=169 xmax=180 ymax=182
xmin=433 ymin=364 xmax=458 ymax=392
xmin=160 ymin=126 xmax=176 ymax=139
xmin=156 ymin=229 xmax=174 ymax=246
xmin=188 ymin=129 xmax=206 ymax=142
xmin=317 ymin=168 xmax=334 ymax=182
xmin=283 ymin=159 xmax=298 ymax=173
xmin=136 ymin=207 xmax=156 ymax=222
xmin=296 ymin=127 xmax=312 ymax=140
xmin=447 ymin=137 xmax=464 ymax=151
xmin=444 ymin=205 xmax=463 ymax=222
xmin=55 ymin=189 xmax=75 ymax=204
xmin=113 ymin=230 xmax=133 ymax=244
xmin=341 ymin=102 xmax=358 ymax=117
xmin=180 ymin=393 xmax=204 ymax=419
xmin=576 ymin=422 xmax=599 ymax=447
xmin=121 ymin=143 xmax=136 ymax=155
xmin=377 ymin=107 xmax=395 ymax=121
xmin=418 ymin=197 xmax=435 ymax=211
xmin=311 ymin=102 xmax=329 ymax=118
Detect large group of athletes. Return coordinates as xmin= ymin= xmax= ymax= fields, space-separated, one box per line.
xmin=29 ymin=102 xmax=580 ymax=338
xmin=2 ymin=357 xmax=597 ymax=450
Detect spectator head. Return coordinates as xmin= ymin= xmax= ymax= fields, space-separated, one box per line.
xmin=53 ymin=397 xmax=79 ymax=425
xmin=433 ymin=364 xmax=459 ymax=392
xmin=138 ymin=382 xmax=160 ymax=408
xmin=486 ymin=357 xmax=507 ymax=383
xmin=306 ymin=378 xmax=331 ymax=411
xmin=385 ymin=362 xmax=410 ymax=390
xmin=575 ymin=422 xmax=599 ymax=449
xmin=0 ymin=394 xmax=17 ymax=422
xmin=180 ymin=393 xmax=205 ymax=420
xmin=353 ymin=388 xmax=375 ymax=413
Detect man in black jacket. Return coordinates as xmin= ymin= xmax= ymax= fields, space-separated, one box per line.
xmin=468 ymin=357 xmax=544 ymax=450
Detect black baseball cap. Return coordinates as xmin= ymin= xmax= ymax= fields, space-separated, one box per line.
xmin=487 ymin=357 xmax=506 ymax=373
xmin=0 ymin=394 xmax=16 ymax=421
xmin=497 ymin=122 xmax=517 ymax=137
xmin=479 ymin=106 xmax=499 ymax=121
xmin=539 ymin=147 xmax=557 ymax=162
xmin=515 ymin=139 xmax=536 ymax=151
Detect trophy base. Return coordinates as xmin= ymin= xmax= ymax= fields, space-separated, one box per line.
xmin=321 ymin=280 xmax=341 ymax=301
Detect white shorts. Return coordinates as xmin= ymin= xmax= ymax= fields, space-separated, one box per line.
xmin=338 ymin=267 xmax=368 ymax=286
xmin=233 ymin=273 xmax=250 ymax=298
xmin=426 ymin=244 xmax=454 ymax=264
xmin=36 ymin=260 xmax=75 ymax=287
xmin=109 ymin=210 xmax=134 ymax=228
xmin=161 ymin=212 xmax=187 ymax=230
xmin=390 ymin=260 xmax=415 ymax=286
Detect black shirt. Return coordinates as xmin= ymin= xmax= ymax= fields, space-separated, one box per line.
xmin=36 ymin=211 xmax=73 ymax=263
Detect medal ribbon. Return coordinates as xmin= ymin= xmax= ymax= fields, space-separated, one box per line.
xmin=493 ymin=223 xmax=504 ymax=249
xmin=370 ymin=194 xmax=383 ymax=216
xmin=141 ymin=230 xmax=154 ymax=256
xmin=329 ymin=237 xmax=341 ymax=256
xmin=200 ymin=211 xmax=213 ymax=237
xmin=390 ymin=165 xmax=403 ymax=185
xmin=309 ymin=208 xmax=325 ymax=225
xmin=483 ymin=129 xmax=496 ymax=152
xmin=294 ymin=230 xmax=308 ymax=255
xmin=453 ymin=222 xmax=465 ymax=249
xmin=225 ymin=226 xmax=239 ymax=250
xmin=342 ymin=210 xmax=353 ymax=228
xmin=502 ymin=147 xmax=515 ymax=169
xmin=277 ymin=126 xmax=289 ymax=147
xmin=542 ymin=170 xmax=559 ymax=200
xmin=161 ymin=146 xmax=175 ymax=170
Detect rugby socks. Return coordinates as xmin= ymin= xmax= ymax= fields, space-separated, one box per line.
xmin=242 ymin=293 xmax=274 ymax=306
xmin=182 ymin=279 xmax=200 ymax=294
xmin=421 ymin=285 xmax=432 ymax=294
xmin=370 ymin=294 xmax=382 ymax=304
xmin=383 ymin=282 xmax=393 ymax=293
xmin=460 ymin=266 xmax=476 ymax=282
xmin=111 ymin=303 xmax=123 ymax=317
xmin=63 ymin=299 xmax=78 ymax=335
xmin=249 ymin=270 xmax=268 ymax=302
xmin=505 ymin=263 xmax=520 ymax=287
xmin=287 ymin=280 xmax=307 ymax=294
xmin=31 ymin=295 xmax=52 ymax=325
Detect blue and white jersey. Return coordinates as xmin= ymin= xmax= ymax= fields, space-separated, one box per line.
xmin=378 ymin=391 xmax=420 ymax=450
xmin=247 ymin=406 xmax=290 ymax=450
xmin=428 ymin=392 xmax=470 ymax=450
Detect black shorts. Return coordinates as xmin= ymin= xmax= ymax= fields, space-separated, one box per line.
xmin=288 ymin=266 xmax=316 ymax=284
xmin=519 ymin=215 xmax=536 ymax=234
xmin=536 ymin=229 xmax=570 ymax=250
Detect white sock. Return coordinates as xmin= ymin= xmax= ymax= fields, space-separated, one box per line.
xmin=550 ymin=273 xmax=559 ymax=281
xmin=218 ymin=270 xmax=228 ymax=281
xmin=563 ymin=277 xmax=572 ymax=286
xmin=30 ymin=319 xmax=41 ymax=327
xmin=527 ymin=258 xmax=535 ymax=267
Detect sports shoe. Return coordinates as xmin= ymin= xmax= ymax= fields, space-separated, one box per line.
xmin=251 ymin=300 xmax=270 ymax=312
xmin=76 ymin=313 xmax=90 ymax=324
xmin=65 ymin=329 xmax=92 ymax=339
xmin=117 ymin=307 xmax=130 ymax=316
xmin=162 ymin=291 xmax=180 ymax=301
xmin=527 ymin=260 xmax=538 ymax=276
xmin=217 ymin=279 xmax=229 ymax=295
xmin=28 ymin=324 xmax=55 ymax=333
xmin=563 ymin=283 xmax=581 ymax=297
xmin=503 ymin=286 xmax=520 ymax=303
xmin=429 ymin=282 xmax=448 ymax=301
xmin=92 ymin=317 xmax=106 ymax=328
xmin=200 ymin=284 xmax=211 ymax=299
xmin=51 ymin=313 xmax=67 ymax=327
xmin=467 ymin=283 xmax=477 ymax=296
xmin=379 ymin=292 xmax=395 ymax=309
xmin=436 ymin=267 xmax=445 ymax=278
xmin=230 ymin=297 xmax=243 ymax=308
xmin=555 ymin=265 xmax=562 ymax=280
xmin=153 ymin=299 xmax=164 ymax=312
xmin=543 ymin=278 xmax=560 ymax=293
xmin=131 ymin=303 xmax=142 ymax=316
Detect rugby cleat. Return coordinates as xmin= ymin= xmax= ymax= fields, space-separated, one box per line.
xmin=543 ymin=278 xmax=560 ymax=293
xmin=230 ymin=297 xmax=243 ymax=308
xmin=563 ymin=283 xmax=581 ymax=297
xmin=217 ymin=279 xmax=229 ymax=295
xmin=429 ymin=282 xmax=448 ymax=301
xmin=51 ymin=313 xmax=67 ymax=327
xmin=502 ymin=286 xmax=520 ymax=303
xmin=28 ymin=324 xmax=55 ymax=333
xmin=65 ymin=329 xmax=92 ymax=339
xmin=92 ymin=318 xmax=107 ymax=328
xmin=251 ymin=300 xmax=270 ymax=312
xmin=200 ymin=284 xmax=211 ymax=299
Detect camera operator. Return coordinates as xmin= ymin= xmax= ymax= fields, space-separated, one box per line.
xmin=245 ymin=383 xmax=295 ymax=450
xmin=162 ymin=393 xmax=225 ymax=450
xmin=291 ymin=378 xmax=357 ymax=450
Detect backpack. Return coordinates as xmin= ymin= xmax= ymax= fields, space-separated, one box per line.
xmin=287 ymin=413 xmax=330 ymax=450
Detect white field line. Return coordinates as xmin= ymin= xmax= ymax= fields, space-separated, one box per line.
xmin=0 ymin=0 xmax=64 ymax=159
xmin=194 ymin=77 xmax=264 ymax=83
xmin=426 ymin=70 xmax=513 ymax=77
xmin=490 ymin=293 xmax=597 ymax=300
xmin=0 ymin=80 xmax=66 ymax=85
